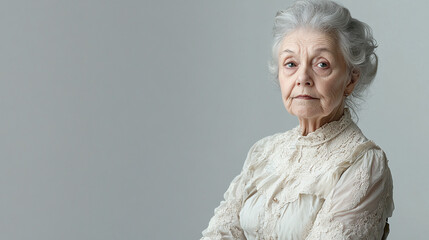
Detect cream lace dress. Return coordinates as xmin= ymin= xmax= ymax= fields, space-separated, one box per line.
xmin=201 ymin=109 xmax=394 ymax=240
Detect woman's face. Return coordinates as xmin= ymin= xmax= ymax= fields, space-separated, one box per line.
xmin=278 ymin=28 xmax=357 ymax=121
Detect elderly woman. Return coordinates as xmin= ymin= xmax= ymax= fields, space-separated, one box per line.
xmin=201 ymin=0 xmax=394 ymax=239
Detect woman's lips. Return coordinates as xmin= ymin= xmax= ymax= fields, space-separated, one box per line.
xmin=294 ymin=95 xmax=318 ymax=100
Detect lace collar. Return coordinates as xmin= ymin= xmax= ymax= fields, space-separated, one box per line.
xmin=289 ymin=108 xmax=353 ymax=146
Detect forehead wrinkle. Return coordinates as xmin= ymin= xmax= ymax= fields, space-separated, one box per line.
xmin=279 ymin=29 xmax=339 ymax=57
xmin=312 ymin=47 xmax=336 ymax=56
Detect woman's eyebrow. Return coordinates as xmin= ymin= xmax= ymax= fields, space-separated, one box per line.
xmin=280 ymin=49 xmax=295 ymax=56
xmin=282 ymin=49 xmax=294 ymax=54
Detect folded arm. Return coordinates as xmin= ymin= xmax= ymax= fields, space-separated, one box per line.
xmin=306 ymin=147 xmax=394 ymax=240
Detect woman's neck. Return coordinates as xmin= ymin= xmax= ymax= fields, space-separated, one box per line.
xmin=298 ymin=107 xmax=345 ymax=136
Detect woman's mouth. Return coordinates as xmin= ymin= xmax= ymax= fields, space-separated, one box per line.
xmin=294 ymin=95 xmax=318 ymax=100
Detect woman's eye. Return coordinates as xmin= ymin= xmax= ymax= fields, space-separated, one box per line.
xmin=317 ymin=62 xmax=329 ymax=68
xmin=284 ymin=62 xmax=297 ymax=68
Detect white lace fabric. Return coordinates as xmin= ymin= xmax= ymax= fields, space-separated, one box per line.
xmin=201 ymin=109 xmax=394 ymax=240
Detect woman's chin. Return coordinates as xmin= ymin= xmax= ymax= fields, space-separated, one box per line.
xmin=288 ymin=106 xmax=322 ymax=120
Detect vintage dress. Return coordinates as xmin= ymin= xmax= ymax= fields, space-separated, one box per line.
xmin=201 ymin=110 xmax=394 ymax=240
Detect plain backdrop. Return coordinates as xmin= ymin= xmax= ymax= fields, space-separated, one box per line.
xmin=0 ymin=0 xmax=428 ymax=239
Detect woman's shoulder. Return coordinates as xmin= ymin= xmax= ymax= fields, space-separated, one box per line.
xmin=242 ymin=130 xmax=292 ymax=169
xmin=334 ymin=139 xmax=391 ymax=189
xmin=343 ymin=123 xmax=389 ymax=165
xmin=352 ymin=140 xmax=389 ymax=169
xmin=254 ymin=131 xmax=286 ymax=146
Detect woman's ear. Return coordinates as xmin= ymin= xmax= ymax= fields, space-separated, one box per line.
xmin=345 ymin=68 xmax=360 ymax=96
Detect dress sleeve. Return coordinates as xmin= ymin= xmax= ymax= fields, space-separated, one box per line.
xmin=305 ymin=147 xmax=395 ymax=240
xmin=201 ymin=140 xmax=262 ymax=240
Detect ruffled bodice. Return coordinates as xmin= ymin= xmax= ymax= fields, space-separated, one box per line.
xmin=201 ymin=109 xmax=394 ymax=240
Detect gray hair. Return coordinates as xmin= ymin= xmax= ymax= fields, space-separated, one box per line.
xmin=269 ymin=0 xmax=378 ymax=111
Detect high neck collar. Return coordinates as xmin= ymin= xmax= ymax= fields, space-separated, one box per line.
xmin=290 ymin=108 xmax=353 ymax=146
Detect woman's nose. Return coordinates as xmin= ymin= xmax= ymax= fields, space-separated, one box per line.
xmin=296 ymin=65 xmax=313 ymax=86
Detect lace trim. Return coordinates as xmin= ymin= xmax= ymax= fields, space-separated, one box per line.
xmin=288 ymin=108 xmax=353 ymax=146
xmin=351 ymin=165 xmax=371 ymax=208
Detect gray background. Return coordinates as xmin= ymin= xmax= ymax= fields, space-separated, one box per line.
xmin=0 ymin=0 xmax=427 ymax=239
